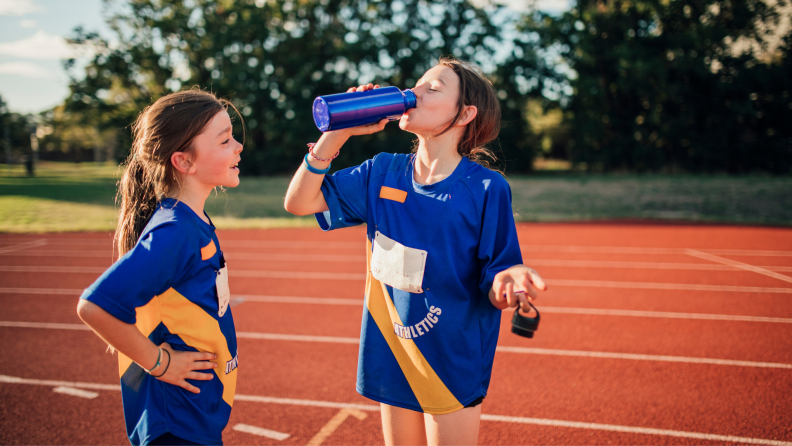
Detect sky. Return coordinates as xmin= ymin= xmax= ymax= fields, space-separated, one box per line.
xmin=0 ymin=0 xmax=572 ymax=115
xmin=0 ymin=0 xmax=112 ymax=114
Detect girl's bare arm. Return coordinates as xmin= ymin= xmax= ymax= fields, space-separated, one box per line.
xmin=284 ymin=84 xmax=388 ymax=216
xmin=76 ymin=299 xmax=217 ymax=394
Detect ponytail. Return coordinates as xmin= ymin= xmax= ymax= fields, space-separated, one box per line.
xmin=114 ymin=155 xmax=159 ymax=257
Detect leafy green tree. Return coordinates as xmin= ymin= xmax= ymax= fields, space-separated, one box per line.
xmin=0 ymin=94 xmax=34 ymax=165
xmin=64 ymin=0 xmax=547 ymax=174
xmin=524 ymin=0 xmax=792 ymax=173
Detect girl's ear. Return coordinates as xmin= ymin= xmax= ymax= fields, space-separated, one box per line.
xmin=171 ymin=151 xmax=195 ymax=174
xmin=456 ymin=105 xmax=478 ymax=127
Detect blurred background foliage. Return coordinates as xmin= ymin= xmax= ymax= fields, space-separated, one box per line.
xmin=3 ymin=0 xmax=791 ymax=175
xmin=527 ymin=0 xmax=792 ymax=173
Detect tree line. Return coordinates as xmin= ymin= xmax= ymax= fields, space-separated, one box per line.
xmin=27 ymin=0 xmax=792 ymax=174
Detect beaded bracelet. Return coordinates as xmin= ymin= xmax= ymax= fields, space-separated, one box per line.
xmin=150 ymin=349 xmax=171 ymax=378
xmin=304 ymin=153 xmax=331 ymax=175
xmin=308 ymin=143 xmax=340 ymax=162
xmin=144 ymin=347 xmax=162 ymax=373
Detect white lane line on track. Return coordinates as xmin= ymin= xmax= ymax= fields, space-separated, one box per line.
xmin=52 ymin=386 xmax=99 ymax=399
xmin=0 ymin=321 xmax=90 ymax=330
xmin=0 ymin=238 xmax=110 ymax=246
xmin=0 ymin=374 xmax=119 ymax=391
xmin=495 ymin=346 xmax=792 ymax=369
xmin=236 ymin=394 xmax=379 ymax=412
xmin=2 ymin=321 xmax=790 ymax=369
xmin=0 ymin=239 xmax=47 ymax=255
xmin=1 ymin=374 xmax=789 ymax=446
xmin=7 ymin=264 xmax=789 ymax=293
xmin=0 ymin=287 xmax=84 ymax=295
xmin=480 ymin=414 xmax=792 ymax=446
xmin=687 ymin=249 xmax=792 ymax=285
xmin=236 ymin=295 xmax=792 ymax=324
xmin=237 ymin=331 xmax=360 ymax=344
xmin=4 ymin=289 xmax=792 ymax=324
xmin=6 ymin=261 xmax=792 ymax=274
xmin=539 ymin=306 xmax=792 ymax=324
xmin=523 ymin=259 xmax=792 ymax=272
xmin=519 ymin=245 xmax=792 ymax=257
xmin=3 ymin=237 xmax=791 ymax=256
xmin=4 ymin=245 xmax=792 ymax=259
xmin=546 ymin=279 xmax=792 ymax=294
xmin=0 ymin=249 xmax=113 ymax=258
xmin=0 ymin=266 xmax=106 ymax=273
xmin=237 ymin=295 xmax=362 ymax=306
xmin=232 ymin=424 xmax=290 ymax=441
xmin=700 ymin=249 xmax=792 ymax=257
xmin=230 ymin=270 xmax=366 ymax=281
xmin=227 ymin=252 xmax=367 ymax=262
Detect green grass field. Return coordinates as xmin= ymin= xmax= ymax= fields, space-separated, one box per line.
xmin=0 ymin=161 xmax=789 ymax=233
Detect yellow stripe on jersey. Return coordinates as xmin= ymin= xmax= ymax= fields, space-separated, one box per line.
xmin=364 ymin=239 xmax=462 ymax=414
xmin=118 ymin=297 xmax=162 ymax=377
xmin=379 ymin=186 xmax=408 ymax=203
xmin=201 ymin=239 xmax=217 ymax=260
xmin=158 ymin=288 xmax=237 ymax=407
xmin=117 ymin=288 xmax=237 ymax=407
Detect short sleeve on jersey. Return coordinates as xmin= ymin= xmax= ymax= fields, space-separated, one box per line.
xmin=80 ymin=223 xmax=191 ymax=324
xmin=477 ymin=177 xmax=523 ymax=295
xmin=315 ymin=157 xmax=377 ymax=231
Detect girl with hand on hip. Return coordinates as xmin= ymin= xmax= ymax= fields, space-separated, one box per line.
xmin=284 ymin=57 xmax=547 ymax=445
xmin=77 ymin=90 xmax=243 ymax=446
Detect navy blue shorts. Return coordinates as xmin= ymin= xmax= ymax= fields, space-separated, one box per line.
xmin=148 ymin=433 xmax=204 ymax=445
xmin=464 ymin=396 xmax=485 ymax=408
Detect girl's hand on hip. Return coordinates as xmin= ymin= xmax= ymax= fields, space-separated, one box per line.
xmin=154 ymin=342 xmax=217 ymax=394
xmin=490 ymin=265 xmax=548 ymax=311
xmin=332 ymin=84 xmax=389 ymax=137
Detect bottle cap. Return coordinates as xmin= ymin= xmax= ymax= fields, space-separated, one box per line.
xmin=313 ymin=97 xmax=331 ymax=132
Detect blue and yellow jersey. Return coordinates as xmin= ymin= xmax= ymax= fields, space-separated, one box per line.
xmin=316 ymin=153 xmax=522 ymax=414
xmin=81 ymin=198 xmax=238 ymax=445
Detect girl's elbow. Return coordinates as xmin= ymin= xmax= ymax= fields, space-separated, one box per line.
xmin=76 ymin=299 xmax=97 ymax=324
xmin=284 ymin=200 xmax=312 ymax=216
xmin=283 ymin=200 xmax=302 ymax=216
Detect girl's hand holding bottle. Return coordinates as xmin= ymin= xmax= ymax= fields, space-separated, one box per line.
xmin=286 ymin=83 xmax=390 ymax=216
xmin=312 ymin=83 xmax=390 ymax=156
xmin=490 ymin=265 xmax=548 ymax=311
xmin=331 ymin=84 xmax=391 ymax=137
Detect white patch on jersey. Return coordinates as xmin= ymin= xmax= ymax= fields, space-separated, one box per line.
xmin=370 ymin=231 xmax=427 ymax=294
xmin=216 ymin=264 xmax=231 ymax=317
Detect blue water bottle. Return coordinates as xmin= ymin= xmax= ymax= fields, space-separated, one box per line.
xmin=312 ymin=86 xmax=417 ymax=132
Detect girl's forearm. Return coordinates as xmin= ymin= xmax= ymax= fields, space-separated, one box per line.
xmin=76 ymin=300 xmax=161 ymax=370
xmin=284 ymin=131 xmax=349 ymax=216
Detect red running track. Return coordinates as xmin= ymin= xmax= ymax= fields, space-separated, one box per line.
xmin=0 ymin=223 xmax=791 ymax=445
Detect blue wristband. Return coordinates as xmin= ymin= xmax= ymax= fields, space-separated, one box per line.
xmin=303 ymin=153 xmax=331 ymax=175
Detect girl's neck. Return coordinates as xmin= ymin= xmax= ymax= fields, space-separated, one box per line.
xmin=413 ymin=132 xmax=463 ymax=186
xmin=168 ymin=180 xmax=212 ymax=224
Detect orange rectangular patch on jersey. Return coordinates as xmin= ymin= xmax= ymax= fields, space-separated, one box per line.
xmin=201 ymin=239 xmax=217 ymax=260
xmin=380 ymin=186 xmax=407 ymax=203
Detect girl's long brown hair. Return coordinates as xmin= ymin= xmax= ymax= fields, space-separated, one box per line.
xmin=428 ymin=56 xmax=502 ymax=170
xmin=115 ymin=90 xmax=239 ymax=258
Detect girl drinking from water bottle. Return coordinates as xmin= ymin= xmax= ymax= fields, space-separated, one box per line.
xmin=77 ymin=90 xmax=242 ymax=445
xmin=284 ymin=57 xmax=547 ymax=445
